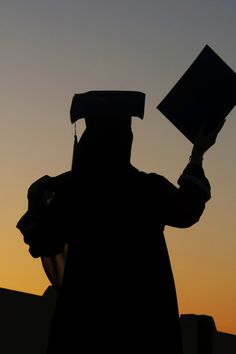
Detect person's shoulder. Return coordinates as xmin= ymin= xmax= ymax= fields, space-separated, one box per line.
xmin=40 ymin=171 xmax=75 ymax=196
xmin=130 ymin=166 xmax=168 ymax=185
xmin=51 ymin=170 xmax=73 ymax=184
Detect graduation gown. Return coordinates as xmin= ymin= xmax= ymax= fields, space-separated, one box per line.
xmin=43 ymin=162 xmax=210 ymax=354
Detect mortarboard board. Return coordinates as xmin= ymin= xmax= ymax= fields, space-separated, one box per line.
xmin=70 ymin=90 xmax=145 ymax=124
xmin=157 ymin=45 xmax=236 ymax=143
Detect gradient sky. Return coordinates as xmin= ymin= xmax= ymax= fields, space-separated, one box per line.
xmin=0 ymin=0 xmax=235 ymax=334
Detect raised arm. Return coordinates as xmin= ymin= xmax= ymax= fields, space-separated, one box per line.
xmin=147 ymin=120 xmax=225 ymax=228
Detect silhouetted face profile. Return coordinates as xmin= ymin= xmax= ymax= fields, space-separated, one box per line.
xmin=73 ymin=115 xmax=133 ymax=176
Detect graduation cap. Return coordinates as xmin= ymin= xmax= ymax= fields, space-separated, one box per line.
xmin=70 ymin=90 xmax=145 ymax=170
xmin=70 ymin=90 xmax=146 ymax=124
xmin=157 ymin=45 xmax=236 ymax=143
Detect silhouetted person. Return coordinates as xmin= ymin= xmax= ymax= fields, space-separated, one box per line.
xmin=17 ymin=91 xmax=223 ymax=354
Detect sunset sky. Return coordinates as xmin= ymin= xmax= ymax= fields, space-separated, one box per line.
xmin=0 ymin=0 xmax=235 ymax=335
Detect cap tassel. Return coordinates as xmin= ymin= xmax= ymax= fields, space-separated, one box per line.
xmin=71 ymin=123 xmax=78 ymax=171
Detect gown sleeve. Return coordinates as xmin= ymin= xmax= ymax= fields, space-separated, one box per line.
xmin=146 ymin=163 xmax=211 ymax=228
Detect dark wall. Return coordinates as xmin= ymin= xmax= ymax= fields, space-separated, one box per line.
xmin=0 ymin=286 xmax=57 ymax=354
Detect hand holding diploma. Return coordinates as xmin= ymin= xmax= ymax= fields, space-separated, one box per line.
xmin=190 ymin=119 xmax=226 ymax=166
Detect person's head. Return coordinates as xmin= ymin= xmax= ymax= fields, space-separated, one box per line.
xmin=74 ymin=114 xmax=133 ymax=173
xmin=70 ymin=90 xmax=145 ymax=174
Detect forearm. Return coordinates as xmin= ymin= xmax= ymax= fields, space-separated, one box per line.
xmin=164 ymin=163 xmax=211 ymax=228
xmin=178 ymin=160 xmax=211 ymax=201
xmin=41 ymin=243 xmax=68 ymax=289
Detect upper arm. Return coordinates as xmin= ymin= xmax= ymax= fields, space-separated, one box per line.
xmin=146 ymin=171 xmax=210 ymax=228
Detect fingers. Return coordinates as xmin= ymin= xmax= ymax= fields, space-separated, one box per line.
xmin=198 ymin=119 xmax=225 ymax=138
xmin=205 ymin=120 xmax=225 ymax=144
xmin=212 ymin=119 xmax=226 ymax=136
